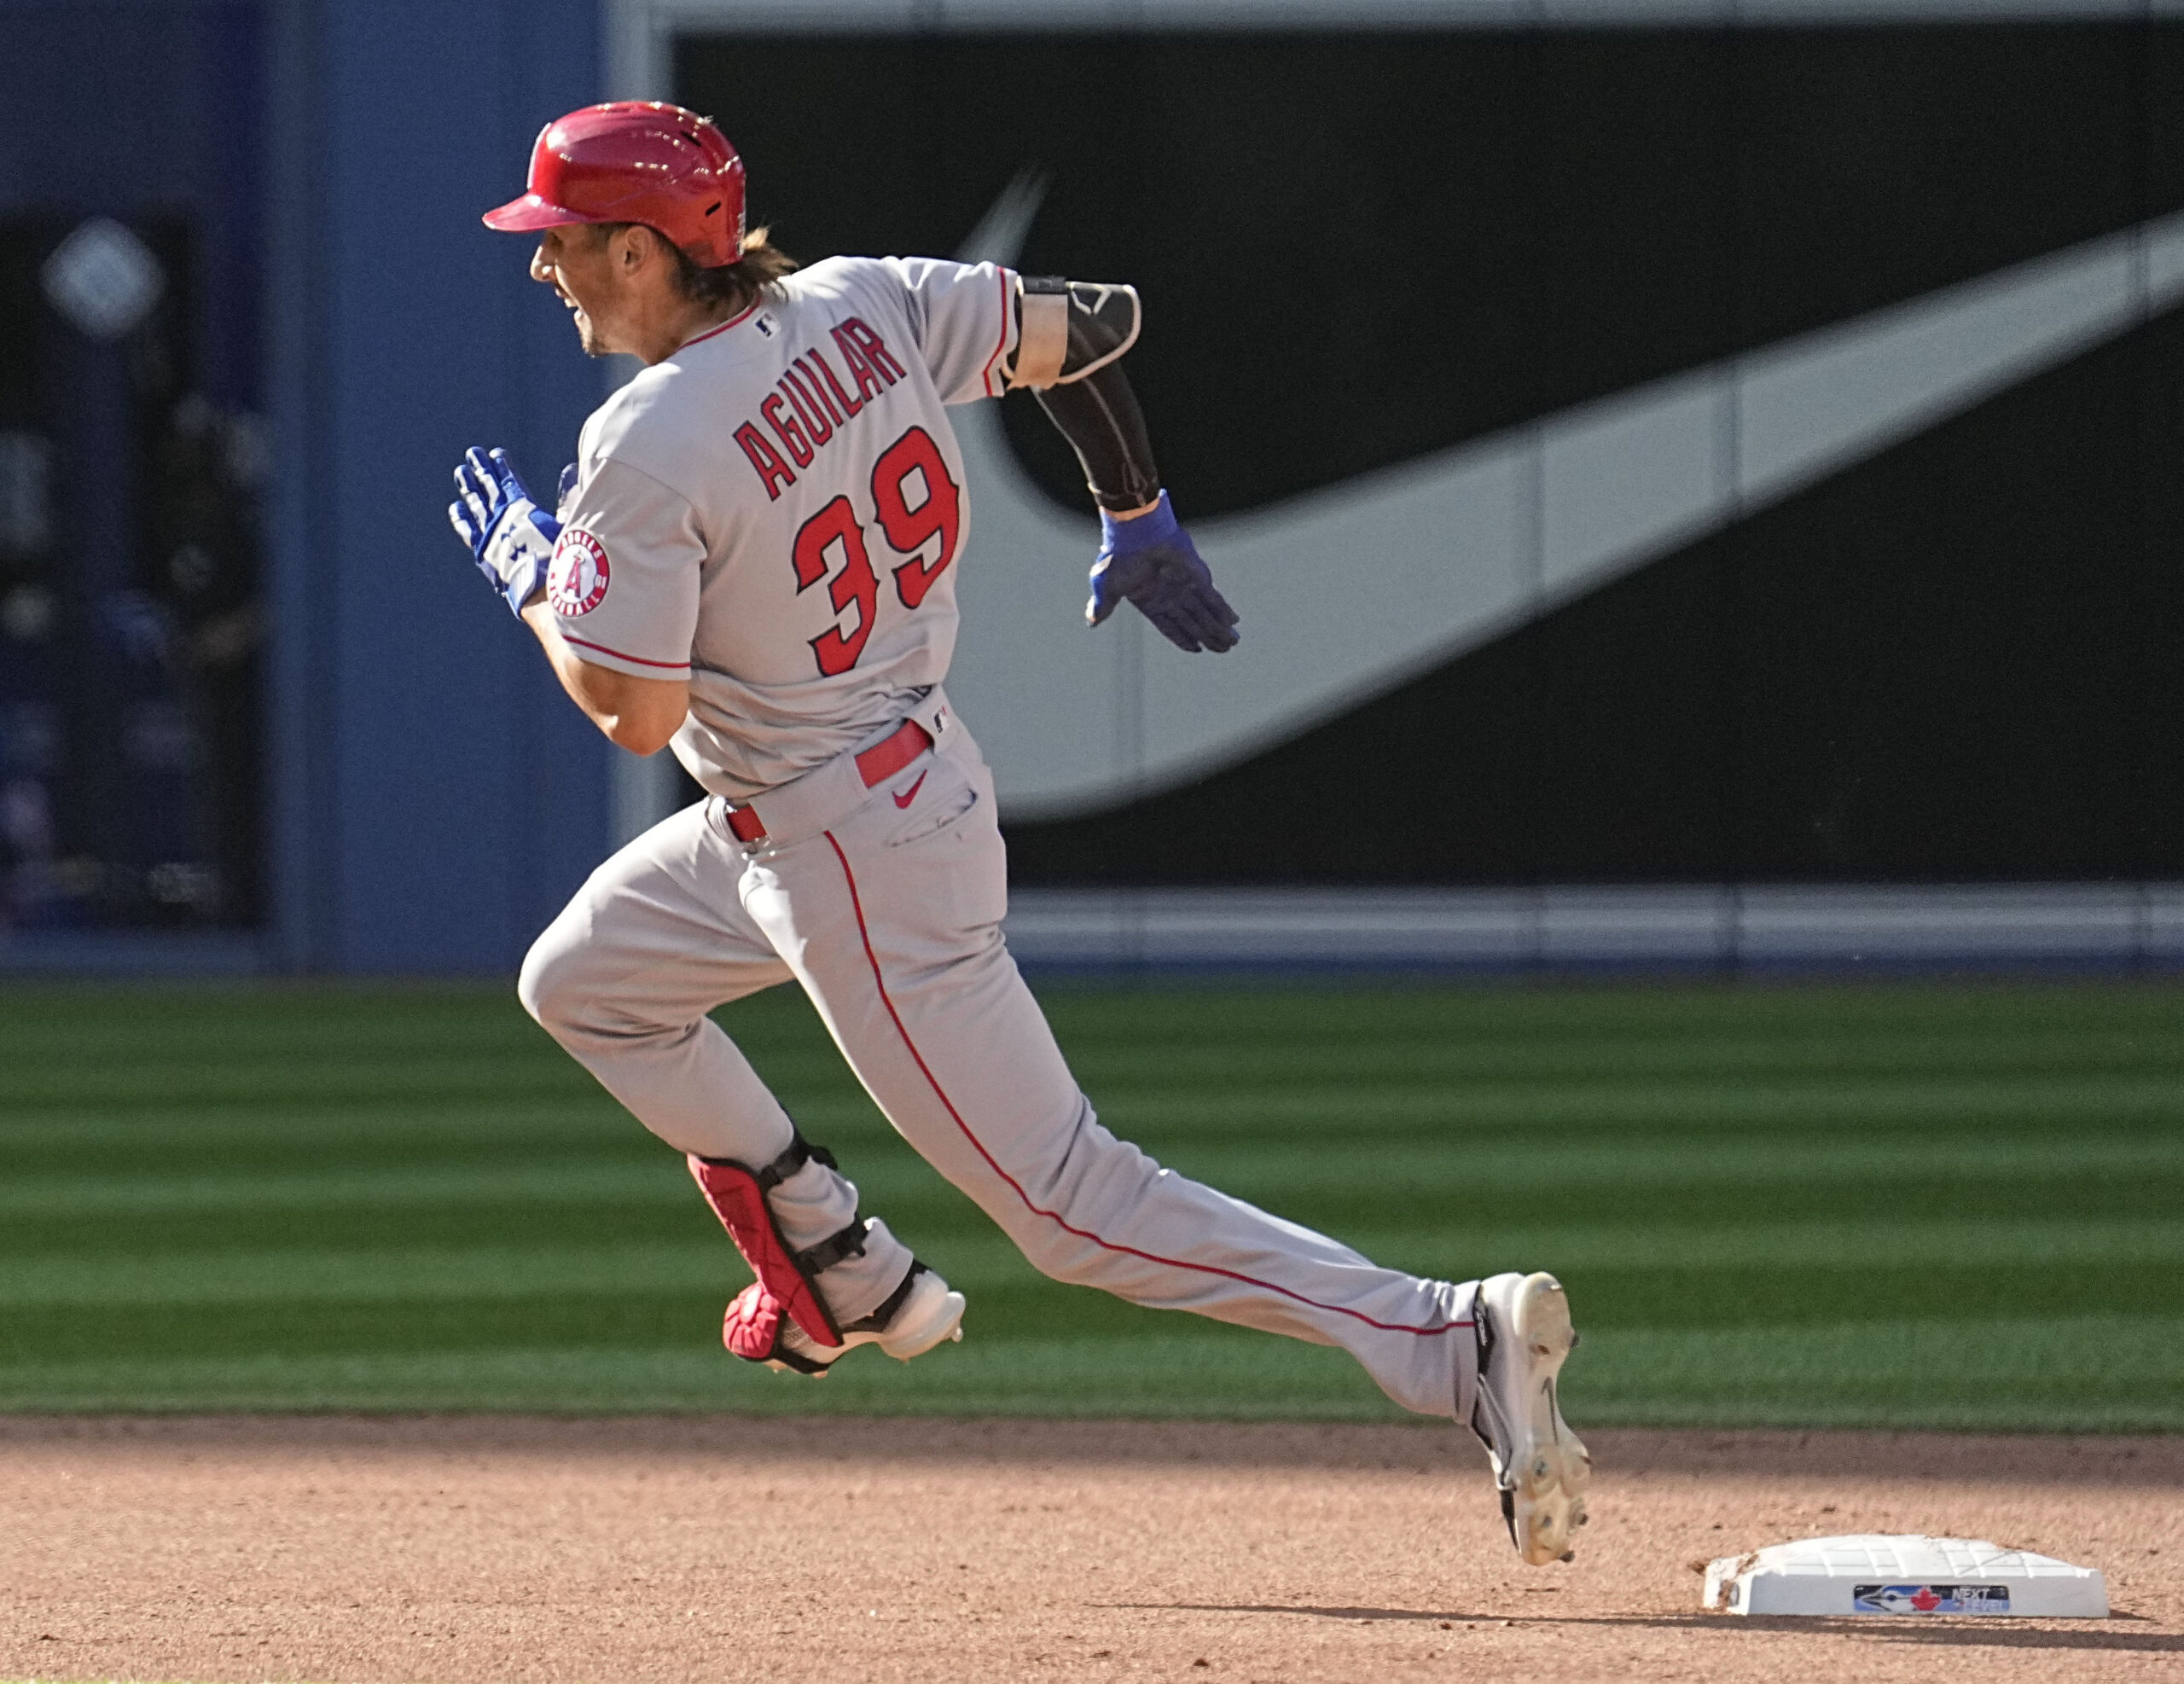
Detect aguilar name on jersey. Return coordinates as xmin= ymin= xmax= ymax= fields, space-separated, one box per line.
xmin=547 ymin=256 xmax=1019 ymax=799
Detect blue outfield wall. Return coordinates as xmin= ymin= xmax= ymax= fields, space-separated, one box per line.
xmin=267 ymin=0 xmax=614 ymax=973
xmin=9 ymin=1 xmax=2177 ymax=980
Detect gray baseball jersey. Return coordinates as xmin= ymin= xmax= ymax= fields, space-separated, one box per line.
xmin=545 ymin=256 xmax=1019 ymax=799
xmin=520 ymin=253 xmax=1481 ymax=1430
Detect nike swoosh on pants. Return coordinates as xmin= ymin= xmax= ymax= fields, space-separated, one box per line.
xmin=947 ymin=174 xmax=2184 ymax=822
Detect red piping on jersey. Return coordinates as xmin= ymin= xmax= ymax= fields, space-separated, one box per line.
xmin=561 ymin=635 xmax=692 ymax=671
xmin=678 ymin=299 xmax=761 ymax=352
xmin=821 ymin=829 xmax=1470 ymax=1339
xmin=980 ymin=266 xmax=1013 ymax=398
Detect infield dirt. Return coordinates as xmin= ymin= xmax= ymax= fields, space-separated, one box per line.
xmin=2 ymin=1415 xmax=2175 ymax=1683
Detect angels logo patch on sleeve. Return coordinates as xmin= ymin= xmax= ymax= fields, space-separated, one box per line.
xmin=548 ymin=528 xmax=612 ymax=617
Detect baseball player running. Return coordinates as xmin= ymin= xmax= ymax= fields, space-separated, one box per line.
xmin=450 ymin=102 xmax=1588 ymax=1565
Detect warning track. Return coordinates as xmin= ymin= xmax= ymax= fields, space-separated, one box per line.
xmin=0 ymin=1417 xmax=2175 ymax=1683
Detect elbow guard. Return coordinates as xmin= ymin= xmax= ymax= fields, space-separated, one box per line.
xmin=1008 ymin=276 xmax=1142 ymax=390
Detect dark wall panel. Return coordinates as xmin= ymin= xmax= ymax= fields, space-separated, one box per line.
xmin=1007 ymin=309 xmax=2184 ymax=884
xmin=682 ymin=25 xmax=2172 ymax=516
xmin=680 ymin=22 xmax=2180 ymax=886
xmin=1732 ymin=26 xmax=2149 ymax=345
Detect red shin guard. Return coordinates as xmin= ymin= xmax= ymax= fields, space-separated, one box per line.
xmin=687 ymin=1152 xmax=843 ymax=1350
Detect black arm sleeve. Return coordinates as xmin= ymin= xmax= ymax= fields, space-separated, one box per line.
xmin=1031 ymin=363 xmax=1162 ymax=513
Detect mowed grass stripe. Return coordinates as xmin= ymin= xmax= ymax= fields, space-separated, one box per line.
xmin=9 ymin=1252 xmax=2176 ymax=1355
xmin=9 ymin=1216 xmax=2180 ymax=1309
xmin=20 ymin=1032 xmax=2182 ymax=1085
xmin=1094 ymin=1076 xmax=2184 ymax=1131
xmin=13 ymin=1028 xmax=2183 ymax=1086
xmin=9 ymin=981 xmax=2183 ymax=1069
xmin=1577 ymin=1314 xmax=2184 ymax=1431
xmin=7 ymin=1132 xmax=2179 ymax=1222
xmin=1 ymin=1318 xmax=2174 ymax=1431
xmin=9 ymin=1069 xmax=2178 ymax=1131
xmin=0 ymin=1160 xmax=698 ymax=1215
xmin=7 ymin=1083 xmax=2179 ymax=1180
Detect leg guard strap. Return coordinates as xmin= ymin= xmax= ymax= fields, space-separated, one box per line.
xmin=840 ymin=1261 xmax=926 ymax=1336
xmin=751 ymin=1131 xmax=838 ymax=1189
xmin=794 ymin=1218 xmax=869 ymax=1277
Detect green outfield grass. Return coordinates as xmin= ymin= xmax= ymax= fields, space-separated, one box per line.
xmin=2 ymin=978 xmax=2179 ymax=1430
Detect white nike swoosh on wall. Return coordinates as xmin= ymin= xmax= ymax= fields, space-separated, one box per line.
xmin=945 ymin=183 xmax=2184 ymax=822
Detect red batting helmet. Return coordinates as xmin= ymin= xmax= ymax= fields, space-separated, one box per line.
xmin=483 ymin=102 xmax=747 ymax=268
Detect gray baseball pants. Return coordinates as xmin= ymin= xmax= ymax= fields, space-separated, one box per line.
xmin=519 ymin=711 xmax=1477 ymax=1420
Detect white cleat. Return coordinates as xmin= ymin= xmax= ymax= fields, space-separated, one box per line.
xmin=771 ymin=1263 xmax=966 ymax=1376
xmin=1468 ymin=1270 xmax=1591 ymax=1565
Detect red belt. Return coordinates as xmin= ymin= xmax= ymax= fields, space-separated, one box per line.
xmin=724 ymin=718 xmax=933 ymax=844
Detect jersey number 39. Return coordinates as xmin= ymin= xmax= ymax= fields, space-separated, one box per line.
xmin=790 ymin=426 xmax=961 ymax=678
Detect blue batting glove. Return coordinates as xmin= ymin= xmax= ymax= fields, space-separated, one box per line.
xmin=449 ymin=447 xmax=561 ymax=616
xmin=1086 ymin=491 xmax=1240 ymax=653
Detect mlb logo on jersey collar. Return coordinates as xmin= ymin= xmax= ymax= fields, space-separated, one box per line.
xmin=754 ymin=311 xmax=777 ymax=338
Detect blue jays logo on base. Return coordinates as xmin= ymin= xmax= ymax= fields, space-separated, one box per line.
xmin=548 ymin=528 xmax=611 ymax=618
xmin=1854 ymin=1583 xmax=2012 ymax=1615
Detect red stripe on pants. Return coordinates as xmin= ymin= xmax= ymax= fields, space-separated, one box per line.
xmin=821 ymin=830 xmax=1469 ymax=1338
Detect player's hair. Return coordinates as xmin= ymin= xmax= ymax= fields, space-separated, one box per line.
xmin=596 ymin=222 xmax=799 ymax=315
